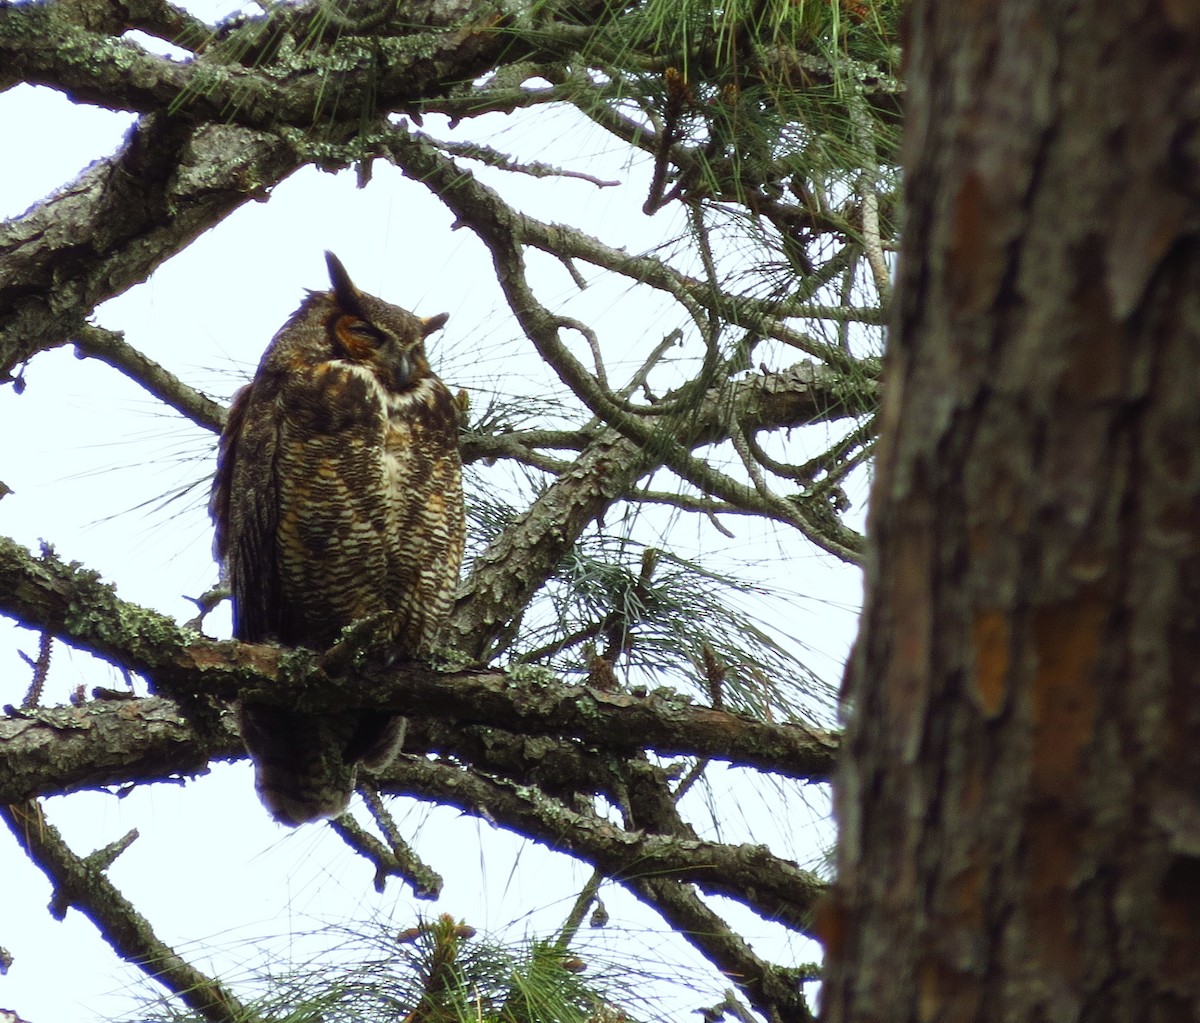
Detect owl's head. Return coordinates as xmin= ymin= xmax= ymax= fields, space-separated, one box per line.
xmin=323 ymin=251 xmax=448 ymax=392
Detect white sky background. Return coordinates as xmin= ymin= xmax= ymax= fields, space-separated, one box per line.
xmin=0 ymin=12 xmax=867 ymax=1019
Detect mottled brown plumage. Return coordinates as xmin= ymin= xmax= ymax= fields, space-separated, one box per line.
xmin=210 ymin=252 xmax=464 ymax=825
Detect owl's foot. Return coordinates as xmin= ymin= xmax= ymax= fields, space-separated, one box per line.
xmin=319 ymin=611 xmax=398 ymax=674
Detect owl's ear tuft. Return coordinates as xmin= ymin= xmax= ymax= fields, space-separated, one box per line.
xmin=421 ymin=312 xmax=449 ymax=337
xmin=325 ymin=251 xmax=368 ymax=320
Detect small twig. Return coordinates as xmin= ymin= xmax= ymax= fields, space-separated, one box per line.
xmin=556 ymin=253 xmax=590 ymax=290
xmin=644 ymin=67 xmax=691 ymax=214
xmin=558 ymin=314 xmax=608 ymax=391
xmin=430 ymin=137 xmax=620 ymax=188
xmin=838 ymin=256 xmax=856 ymax=354
xmin=361 ymin=782 xmax=405 ymax=848
xmin=792 ymin=416 xmax=878 ymax=489
xmin=554 ymin=867 xmax=605 ymax=950
xmin=698 ymin=989 xmax=761 ymax=1023
xmin=689 ymin=204 xmax=724 ymax=357
xmin=743 ymin=429 xmax=808 ymax=484
xmin=850 ymin=94 xmax=892 ymax=303
xmin=730 ymin=422 xmax=775 ymax=500
xmin=85 ymin=828 xmax=139 ymax=874
xmin=182 ymin=586 xmax=229 ymax=633
xmin=673 ymin=758 xmax=710 ymax=802
xmin=671 ymin=643 xmax=725 ymax=801
xmin=617 ymin=328 xmax=683 ymax=401
xmin=21 ymin=632 xmax=52 ymax=709
xmin=328 ymin=791 xmax=442 ymax=899
xmin=703 ymin=507 xmax=737 ymax=539
xmin=424 ymin=82 xmax=577 ymax=121
xmin=633 ymin=486 xmax=748 ymax=520
xmin=512 ymin=617 xmax=608 ymax=664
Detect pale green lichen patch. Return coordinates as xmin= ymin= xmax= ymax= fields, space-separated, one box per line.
xmin=506 ymin=663 xmax=557 ymax=686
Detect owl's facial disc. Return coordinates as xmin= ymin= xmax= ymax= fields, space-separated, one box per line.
xmin=333 ymin=315 xmax=382 ymax=362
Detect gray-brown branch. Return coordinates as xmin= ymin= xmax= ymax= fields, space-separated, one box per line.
xmin=0 ymin=535 xmax=839 ymax=794
xmin=0 ymin=800 xmax=258 ymax=1023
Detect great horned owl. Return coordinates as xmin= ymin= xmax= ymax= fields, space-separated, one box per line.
xmin=210 ymin=252 xmax=465 ymax=826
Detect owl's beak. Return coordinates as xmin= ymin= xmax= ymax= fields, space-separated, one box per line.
xmin=384 ymin=350 xmax=413 ymax=391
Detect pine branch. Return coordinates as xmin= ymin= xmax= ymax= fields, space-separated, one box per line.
xmin=448 ymin=429 xmax=654 ymax=658
xmin=632 ymin=875 xmax=811 ymax=1023
xmin=72 ymin=324 xmax=228 ymax=432
xmin=379 ymin=755 xmax=825 ymax=936
xmin=328 ymin=797 xmax=443 ymax=899
xmin=0 ymin=0 xmax=568 ymax=127
xmin=0 ymin=801 xmax=258 ymax=1023
xmin=0 ymin=695 xmax=241 ymax=802
xmin=614 ymin=750 xmax=815 ymax=1023
xmin=0 ymin=535 xmax=839 ymax=798
xmin=2 ymin=691 xmax=821 ymax=1023
xmin=382 ymin=125 xmax=866 ymax=560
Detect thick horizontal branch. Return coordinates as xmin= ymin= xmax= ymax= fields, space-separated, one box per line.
xmin=0 ymin=696 xmax=241 ymax=802
xmin=0 ymin=693 xmax=826 ymax=948
xmin=0 ymin=696 xmax=821 ymax=1023
xmin=0 ymin=694 xmax=597 ymax=806
xmin=460 ymin=425 xmax=589 ymax=470
xmin=0 ymin=0 xmax=628 ymax=131
xmin=0 ymin=0 xmax=530 ymax=127
xmin=0 ymin=0 xmax=616 ymax=380
xmin=0 ymin=535 xmax=839 ymax=789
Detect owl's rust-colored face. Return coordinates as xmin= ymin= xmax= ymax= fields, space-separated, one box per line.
xmin=324 ymin=251 xmax=448 ymax=393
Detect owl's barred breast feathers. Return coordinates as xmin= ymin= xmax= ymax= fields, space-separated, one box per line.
xmin=210 ymin=252 xmax=465 ymax=826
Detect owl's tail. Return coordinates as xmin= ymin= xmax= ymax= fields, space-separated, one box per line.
xmin=238 ymin=704 xmax=364 ymax=826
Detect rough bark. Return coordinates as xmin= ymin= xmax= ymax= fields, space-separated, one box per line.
xmin=825 ymin=6 xmax=1200 ymax=1022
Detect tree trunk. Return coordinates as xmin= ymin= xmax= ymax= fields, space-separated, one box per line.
xmin=824 ymin=6 xmax=1200 ymax=1022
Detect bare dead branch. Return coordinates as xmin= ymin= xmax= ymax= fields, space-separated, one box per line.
xmin=328 ymin=798 xmax=443 ymax=899
xmin=0 ymin=801 xmax=258 ymax=1023
xmin=73 ymin=324 xmax=228 ymax=432
xmin=428 ymin=137 xmax=620 ymax=187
